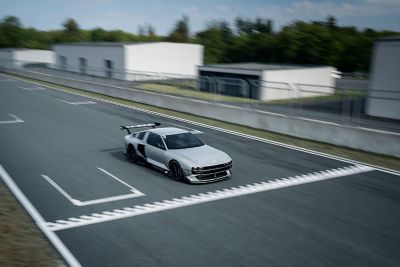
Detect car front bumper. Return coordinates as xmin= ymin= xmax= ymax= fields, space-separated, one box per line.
xmin=185 ymin=170 xmax=232 ymax=184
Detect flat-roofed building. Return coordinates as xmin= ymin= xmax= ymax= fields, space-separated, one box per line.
xmin=198 ymin=63 xmax=338 ymax=100
xmin=0 ymin=48 xmax=54 ymax=67
xmin=366 ymin=36 xmax=400 ymax=120
xmin=53 ymin=42 xmax=203 ymax=80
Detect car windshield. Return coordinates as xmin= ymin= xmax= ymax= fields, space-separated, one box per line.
xmin=163 ymin=133 xmax=204 ymax=149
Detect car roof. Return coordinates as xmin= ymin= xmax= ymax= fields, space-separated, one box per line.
xmin=145 ymin=127 xmax=189 ymax=135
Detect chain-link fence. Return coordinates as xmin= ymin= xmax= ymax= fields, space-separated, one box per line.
xmin=1 ymin=58 xmax=399 ymax=132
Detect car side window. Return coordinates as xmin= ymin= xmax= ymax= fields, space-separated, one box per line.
xmin=137 ymin=131 xmax=146 ymax=140
xmin=147 ymin=132 xmax=166 ymax=150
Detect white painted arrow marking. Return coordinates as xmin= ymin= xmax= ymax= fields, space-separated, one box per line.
xmin=0 ymin=114 xmax=24 ymax=124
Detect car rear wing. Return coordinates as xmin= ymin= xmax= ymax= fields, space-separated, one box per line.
xmin=120 ymin=122 xmax=161 ymax=134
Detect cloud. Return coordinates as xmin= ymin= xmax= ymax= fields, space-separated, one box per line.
xmin=255 ymin=0 xmax=400 ymax=29
xmin=216 ymin=5 xmax=232 ymax=12
xmin=257 ymin=0 xmax=400 ymax=18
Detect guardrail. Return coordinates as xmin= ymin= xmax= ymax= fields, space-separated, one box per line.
xmin=1 ymin=63 xmax=400 ymax=157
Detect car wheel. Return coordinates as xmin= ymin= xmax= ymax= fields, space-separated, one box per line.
xmin=169 ymin=161 xmax=184 ymax=181
xmin=127 ymin=145 xmax=139 ymax=163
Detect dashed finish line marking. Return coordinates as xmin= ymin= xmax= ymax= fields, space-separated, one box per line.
xmin=0 ymin=113 xmax=24 ymax=124
xmin=46 ymin=164 xmax=374 ymax=231
xmin=41 ymin=168 xmax=144 ymax=206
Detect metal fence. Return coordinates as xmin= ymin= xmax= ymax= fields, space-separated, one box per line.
xmin=1 ymin=58 xmax=399 ymax=132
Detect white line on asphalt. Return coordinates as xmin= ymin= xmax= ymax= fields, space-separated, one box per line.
xmin=45 ymin=164 xmax=374 ymax=231
xmin=0 ymin=165 xmax=81 ymax=267
xmin=41 ymin=175 xmax=81 ymax=205
xmin=297 ymin=117 xmax=340 ymax=126
xmin=2 ymin=73 xmax=400 ymax=176
xmin=166 ymin=122 xmax=203 ymax=134
xmin=97 ymin=167 xmax=144 ymax=195
xmin=40 ymin=169 xmax=144 ymax=206
xmin=0 ymin=78 xmax=17 ymax=82
xmin=217 ymin=103 xmax=289 ymax=117
xmin=356 ymin=126 xmax=400 ymax=136
xmin=18 ymin=86 xmax=46 ymax=91
xmin=57 ymin=99 xmax=96 ymax=105
xmin=0 ymin=113 xmax=24 ymax=124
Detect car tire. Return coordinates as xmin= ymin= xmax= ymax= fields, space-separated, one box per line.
xmin=169 ymin=161 xmax=184 ymax=181
xmin=127 ymin=145 xmax=139 ymax=163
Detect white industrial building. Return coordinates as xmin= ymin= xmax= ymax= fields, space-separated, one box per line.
xmin=0 ymin=48 xmax=54 ymax=67
xmin=53 ymin=42 xmax=203 ymax=80
xmin=366 ymin=37 xmax=400 ymax=120
xmin=198 ymin=63 xmax=338 ymax=100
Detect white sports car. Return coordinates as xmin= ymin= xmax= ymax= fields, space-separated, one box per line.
xmin=121 ymin=123 xmax=232 ymax=183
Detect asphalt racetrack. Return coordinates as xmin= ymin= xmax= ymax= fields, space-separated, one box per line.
xmin=1 ymin=74 xmax=400 ymax=266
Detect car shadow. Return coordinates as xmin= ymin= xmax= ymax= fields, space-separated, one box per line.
xmin=100 ymin=147 xmax=182 ymax=183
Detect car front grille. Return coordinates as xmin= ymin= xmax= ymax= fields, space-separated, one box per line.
xmin=196 ymin=171 xmax=229 ymax=180
xmin=191 ymin=161 xmax=232 ymax=175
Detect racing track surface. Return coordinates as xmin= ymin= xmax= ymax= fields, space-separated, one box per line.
xmin=1 ymin=74 xmax=400 ymax=266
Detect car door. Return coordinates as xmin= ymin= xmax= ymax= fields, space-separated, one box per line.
xmin=146 ymin=132 xmax=167 ymax=169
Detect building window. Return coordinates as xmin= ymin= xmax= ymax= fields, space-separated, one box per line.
xmin=59 ymin=56 xmax=67 ymax=70
xmin=79 ymin=57 xmax=87 ymax=75
xmin=104 ymin=59 xmax=113 ymax=79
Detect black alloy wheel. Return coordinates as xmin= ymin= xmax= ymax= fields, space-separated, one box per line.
xmin=169 ymin=161 xmax=184 ymax=181
xmin=127 ymin=145 xmax=139 ymax=163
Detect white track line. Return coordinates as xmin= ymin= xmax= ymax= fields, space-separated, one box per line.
xmin=0 ymin=165 xmax=81 ymax=267
xmin=57 ymin=99 xmax=96 ymax=105
xmin=97 ymin=167 xmax=144 ymax=195
xmin=41 ymin=169 xmax=144 ymax=206
xmin=18 ymin=86 xmax=46 ymax=91
xmin=166 ymin=122 xmax=203 ymax=134
xmin=46 ymin=164 xmax=374 ymax=231
xmin=0 ymin=78 xmax=17 ymax=82
xmin=2 ymin=73 xmax=399 ymax=176
xmin=0 ymin=113 xmax=24 ymax=124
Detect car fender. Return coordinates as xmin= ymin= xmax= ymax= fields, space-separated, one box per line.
xmin=165 ymin=151 xmax=194 ymax=172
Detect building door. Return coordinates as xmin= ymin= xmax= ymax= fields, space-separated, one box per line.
xmin=59 ymin=56 xmax=67 ymax=71
xmin=104 ymin=59 xmax=113 ymax=79
xmin=79 ymin=57 xmax=87 ymax=75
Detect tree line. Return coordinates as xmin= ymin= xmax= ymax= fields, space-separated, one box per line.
xmin=0 ymin=15 xmax=398 ymax=72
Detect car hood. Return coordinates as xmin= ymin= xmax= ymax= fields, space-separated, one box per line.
xmin=172 ymin=145 xmax=231 ymax=166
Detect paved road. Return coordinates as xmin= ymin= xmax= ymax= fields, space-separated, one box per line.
xmin=1 ymin=74 xmax=400 ymax=266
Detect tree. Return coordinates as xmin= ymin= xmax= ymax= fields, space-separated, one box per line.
xmin=235 ymin=17 xmax=253 ymax=35
xmin=167 ymin=16 xmax=190 ymax=42
xmin=0 ymin=16 xmax=25 ymax=47
xmin=235 ymin=17 xmax=273 ymax=35
xmin=326 ymin=15 xmax=337 ymax=31
xmin=195 ymin=20 xmax=234 ymax=63
xmin=254 ymin=18 xmax=273 ymax=34
xmin=60 ymin=18 xmax=85 ymax=42
xmin=62 ymin=18 xmax=79 ymax=33
xmin=90 ymin=27 xmax=107 ymax=41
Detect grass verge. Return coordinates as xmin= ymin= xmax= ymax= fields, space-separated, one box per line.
xmin=135 ymin=82 xmax=367 ymax=107
xmin=135 ymin=82 xmax=260 ymax=103
xmin=0 ymin=179 xmax=63 ymax=266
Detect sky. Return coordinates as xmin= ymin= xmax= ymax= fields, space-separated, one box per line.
xmin=1 ymin=0 xmax=399 ymax=35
